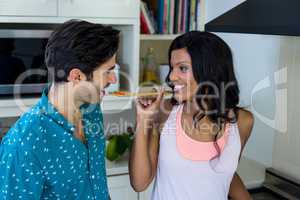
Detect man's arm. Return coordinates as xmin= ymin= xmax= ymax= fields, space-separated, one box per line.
xmin=0 ymin=148 xmax=44 ymax=199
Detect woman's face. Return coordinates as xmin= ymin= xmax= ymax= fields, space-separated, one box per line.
xmin=169 ymin=48 xmax=198 ymax=103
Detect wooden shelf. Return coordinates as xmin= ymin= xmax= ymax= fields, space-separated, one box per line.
xmin=140 ymin=34 xmax=181 ymax=41
xmin=0 ymin=96 xmax=133 ymax=117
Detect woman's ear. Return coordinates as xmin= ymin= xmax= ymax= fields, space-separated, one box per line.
xmin=67 ymin=68 xmax=86 ymax=83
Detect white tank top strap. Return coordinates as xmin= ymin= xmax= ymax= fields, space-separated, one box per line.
xmin=160 ymin=104 xmax=181 ymax=136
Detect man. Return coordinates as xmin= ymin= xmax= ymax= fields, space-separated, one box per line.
xmin=0 ymin=19 xmax=119 ymax=199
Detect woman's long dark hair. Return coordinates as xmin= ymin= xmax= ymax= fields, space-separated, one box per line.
xmin=166 ymin=31 xmax=240 ymax=156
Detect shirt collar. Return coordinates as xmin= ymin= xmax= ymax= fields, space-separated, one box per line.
xmin=37 ymin=87 xmax=75 ymax=134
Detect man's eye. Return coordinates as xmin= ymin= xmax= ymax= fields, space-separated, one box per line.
xmin=106 ymin=70 xmax=113 ymax=74
xmin=179 ymin=66 xmax=189 ymax=72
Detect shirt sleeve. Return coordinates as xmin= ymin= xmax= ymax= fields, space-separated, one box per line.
xmin=80 ymin=103 xmax=109 ymax=200
xmin=0 ymin=147 xmax=45 ymax=200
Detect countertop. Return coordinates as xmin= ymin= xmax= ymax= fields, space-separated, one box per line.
xmin=106 ymin=157 xmax=129 ymax=176
xmin=106 ymin=156 xmax=266 ymax=188
xmin=237 ymin=156 xmax=266 ymax=189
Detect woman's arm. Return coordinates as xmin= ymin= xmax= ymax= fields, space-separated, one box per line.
xmin=229 ymin=173 xmax=252 ymax=200
xmin=129 ymin=91 xmax=164 ymax=192
xmin=229 ymin=109 xmax=254 ymax=200
xmin=129 ymin=119 xmax=159 ymax=192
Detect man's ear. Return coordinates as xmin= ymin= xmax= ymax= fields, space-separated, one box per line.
xmin=67 ymin=68 xmax=86 ymax=83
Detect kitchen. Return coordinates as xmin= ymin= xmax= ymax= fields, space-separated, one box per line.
xmin=0 ymin=0 xmax=299 ymax=199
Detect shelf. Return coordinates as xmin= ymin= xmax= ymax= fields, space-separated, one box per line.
xmin=0 ymin=95 xmax=133 ymax=118
xmin=101 ymin=96 xmax=133 ymax=114
xmin=106 ymin=152 xmax=129 ymax=176
xmin=140 ymin=34 xmax=181 ymax=41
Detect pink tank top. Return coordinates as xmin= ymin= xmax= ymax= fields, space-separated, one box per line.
xmin=151 ymin=105 xmax=241 ymax=200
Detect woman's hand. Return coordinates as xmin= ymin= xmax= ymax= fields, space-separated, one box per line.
xmin=130 ymin=88 xmax=164 ymax=192
xmin=135 ymin=88 xmax=164 ymax=124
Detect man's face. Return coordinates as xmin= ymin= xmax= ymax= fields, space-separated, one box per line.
xmin=71 ymin=54 xmax=118 ymax=106
xmin=91 ymin=54 xmax=118 ymax=98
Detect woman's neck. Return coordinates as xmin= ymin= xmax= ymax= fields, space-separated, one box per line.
xmin=182 ymin=98 xmax=201 ymax=117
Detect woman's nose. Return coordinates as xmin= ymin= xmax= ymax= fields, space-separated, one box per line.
xmin=169 ymin=70 xmax=178 ymax=82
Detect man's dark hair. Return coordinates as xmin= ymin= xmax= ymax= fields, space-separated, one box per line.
xmin=45 ymin=19 xmax=120 ymax=82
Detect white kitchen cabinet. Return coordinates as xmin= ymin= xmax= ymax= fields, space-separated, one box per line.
xmin=0 ymin=0 xmax=57 ymax=16
xmin=58 ymin=0 xmax=139 ymax=19
xmin=108 ymin=174 xmax=138 ymax=200
xmin=0 ymin=0 xmax=139 ymax=19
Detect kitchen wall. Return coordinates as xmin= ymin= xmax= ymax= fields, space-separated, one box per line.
xmin=205 ymin=0 xmax=281 ymax=166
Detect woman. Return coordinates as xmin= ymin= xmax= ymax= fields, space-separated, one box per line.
xmin=129 ymin=31 xmax=254 ymax=200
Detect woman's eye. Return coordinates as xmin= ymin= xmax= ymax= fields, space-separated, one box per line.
xmin=179 ymin=66 xmax=189 ymax=72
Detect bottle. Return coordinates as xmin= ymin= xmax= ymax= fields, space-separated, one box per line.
xmin=142 ymin=47 xmax=160 ymax=85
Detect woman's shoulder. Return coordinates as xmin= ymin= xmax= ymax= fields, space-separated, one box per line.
xmin=237 ymin=108 xmax=254 ymax=129
xmin=236 ymin=108 xmax=254 ymax=145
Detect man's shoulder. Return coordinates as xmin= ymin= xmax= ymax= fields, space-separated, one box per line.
xmin=1 ymin=107 xmax=44 ymax=150
xmin=0 ymin=113 xmax=43 ymax=169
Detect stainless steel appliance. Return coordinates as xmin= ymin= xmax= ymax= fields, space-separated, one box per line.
xmin=0 ymin=23 xmax=54 ymax=96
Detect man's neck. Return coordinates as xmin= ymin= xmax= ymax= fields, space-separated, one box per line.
xmin=48 ymin=83 xmax=79 ymax=125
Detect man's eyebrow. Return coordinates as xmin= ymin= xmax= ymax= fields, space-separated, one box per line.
xmin=108 ymin=65 xmax=116 ymax=70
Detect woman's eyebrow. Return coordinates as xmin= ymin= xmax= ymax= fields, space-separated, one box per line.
xmin=174 ymin=61 xmax=191 ymax=65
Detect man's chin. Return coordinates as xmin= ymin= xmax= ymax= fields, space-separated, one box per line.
xmin=99 ymin=89 xmax=106 ymax=100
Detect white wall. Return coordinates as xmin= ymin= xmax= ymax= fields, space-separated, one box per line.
xmin=205 ymin=0 xmax=282 ymax=166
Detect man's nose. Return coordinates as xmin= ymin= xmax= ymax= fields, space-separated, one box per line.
xmin=109 ymin=72 xmax=117 ymax=84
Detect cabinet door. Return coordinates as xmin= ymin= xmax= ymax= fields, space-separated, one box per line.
xmin=107 ymin=175 xmax=138 ymax=200
xmin=58 ymin=0 xmax=139 ymax=19
xmin=0 ymin=0 xmax=57 ymax=16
